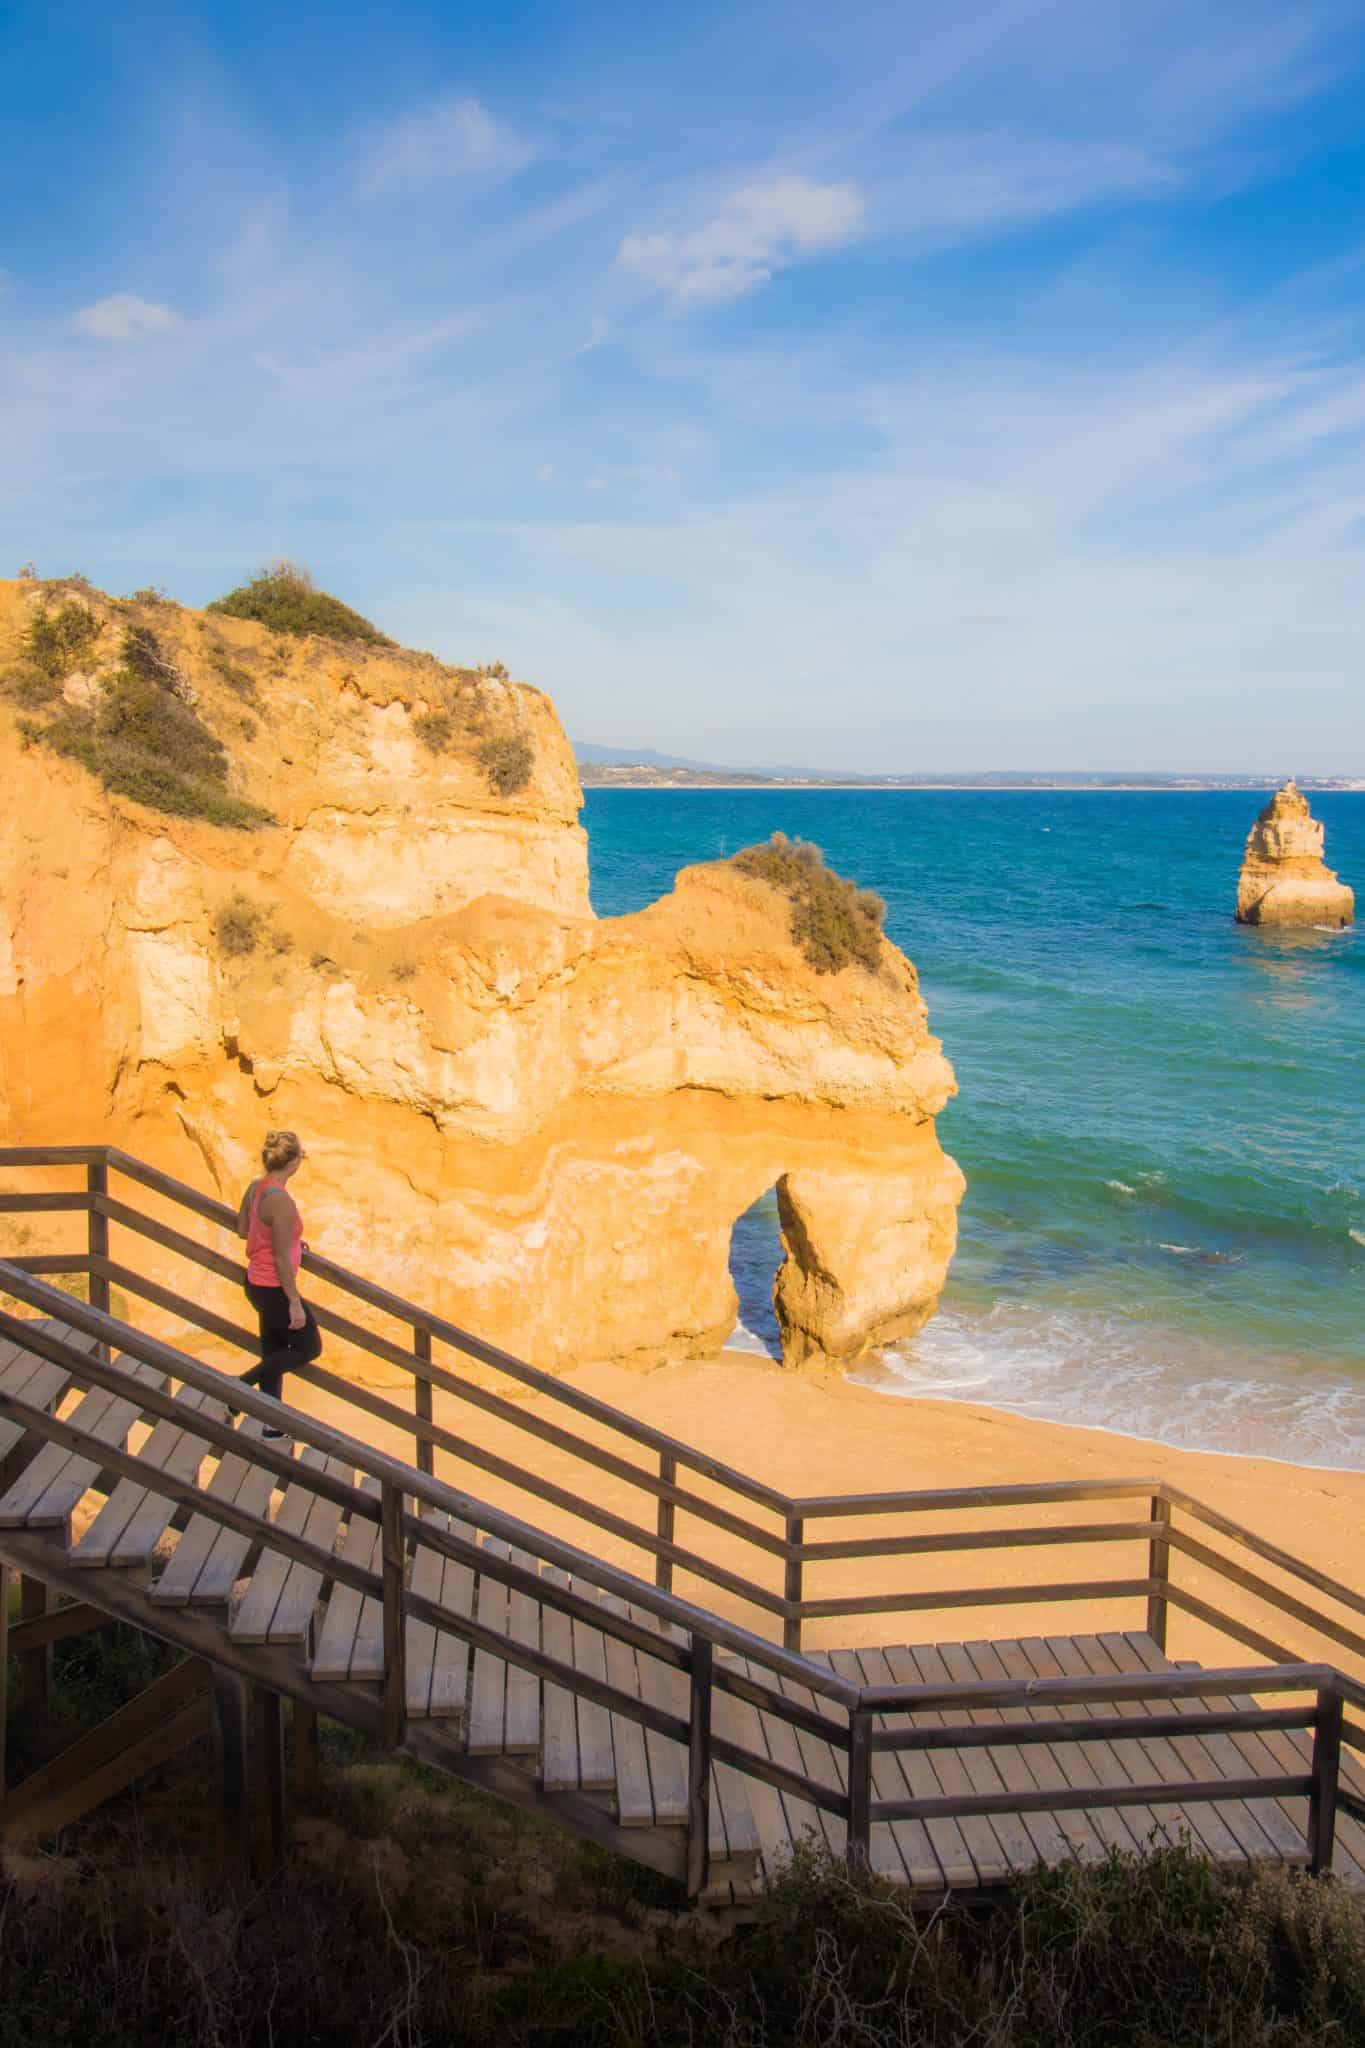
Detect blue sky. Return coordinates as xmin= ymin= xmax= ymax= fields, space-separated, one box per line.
xmin=5 ymin=0 xmax=1365 ymax=772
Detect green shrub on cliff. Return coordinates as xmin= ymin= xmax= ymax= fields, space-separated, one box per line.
xmin=22 ymin=599 xmax=101 ymax=680
xmin=27 ymin=669 xmax=272 ymax=829
xmin=732 ymin=831 xmax=886 ymax=974
xmin=479 ymin=730 xmax=534 ymax=795
xmin=207 ymin=561 xmax=393 ymax=646
xmin=0 ymin=661 xmax=61 ymax=709
xmin=413 ymin=708 xmax=454 ymax=753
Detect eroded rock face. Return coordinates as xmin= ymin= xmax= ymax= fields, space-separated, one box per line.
xmin=1235 ymin=781 xmax=1354 ymax=929
xmin=0 ymin=579 xmax=963 ymax=1374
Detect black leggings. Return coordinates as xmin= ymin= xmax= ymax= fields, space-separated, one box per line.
xmin=241 ymin=1279 xmax=323 ymax=1400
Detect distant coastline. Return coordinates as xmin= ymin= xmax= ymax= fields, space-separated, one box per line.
xmin=579 ymin=767 xmax=1365 ymax=792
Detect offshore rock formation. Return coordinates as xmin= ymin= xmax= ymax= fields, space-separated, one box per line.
xmin=1235 ymin=781 xmax=1354 ymax=929
xmin=0 ymin=578 xmax=963 ymax=1375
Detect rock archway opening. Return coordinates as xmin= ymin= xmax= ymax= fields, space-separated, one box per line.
xmin=727 ymin=1184 xmax=785 ymax=1358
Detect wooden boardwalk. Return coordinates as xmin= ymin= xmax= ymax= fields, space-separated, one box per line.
xmin=2 ymin=1145 xmax=1364 ymax=1904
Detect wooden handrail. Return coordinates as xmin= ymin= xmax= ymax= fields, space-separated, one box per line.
xmin=871 ymin=1704 xmax=1318 ymax=1752
xmin=855 ymin=1661 xmax=1337 ymax=1714
xmin=0 ymin=1281 xmax=859 ymax=1710
xmin=92 ymin=1235 xmax=792 ymax=1611
xmin=792 ymin=1478 xmax=1162 ymax=1518
xmin=102 ymin=1147 xmax=793 ymax=1512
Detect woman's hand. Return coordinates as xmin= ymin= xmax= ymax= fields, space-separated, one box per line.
xmin=288 ymin=1298 xmax=306 ymax=1331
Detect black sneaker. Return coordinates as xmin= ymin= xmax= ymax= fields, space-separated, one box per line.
xmin=262 ymin=1425 xmax=288 ymax=1440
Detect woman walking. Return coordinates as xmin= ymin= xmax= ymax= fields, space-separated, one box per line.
xmin=235 ymin=1129 xmax=322 ymax=1435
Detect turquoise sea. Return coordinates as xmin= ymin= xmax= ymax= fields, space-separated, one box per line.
xmin=584 ymin=788 xmax=1365 ymax=1470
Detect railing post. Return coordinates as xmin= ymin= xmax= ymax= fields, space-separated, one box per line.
xmin=251 ymin=1685 xmax=286 ymax=1879
xmin=656 ymin=1453 xmax=676 ymax=1592
xmin=380 ymin=1482 xmax=407 ymax=1751
xmin=212 ymin=1670 xmax=250 ymax=1889
xmin=686 ymin=1635 xmax=713 ymax=1897
xmin=847 ymin=1708 xmax=872 ymax=1877
xmin=783 ymin=1513 xmax=804 ymax=1652
xmin=1308 ymin=1684 xmax=1343 ymax=1875
xmin=0 ymin=1561 xmax=9 ymax=1796
xmin=20 ymin=1576 xmax=51 ymax=1738
xmin=86 ymin=1159 xmax=110 ymax=1343
xmin=292 ymin=1702 xmax=319 ymax=1800
xmin=413 ymin=1326 xmax=434 ymax=1497
xmin=1146 ymin=1492 xmax=1169 ymax=1652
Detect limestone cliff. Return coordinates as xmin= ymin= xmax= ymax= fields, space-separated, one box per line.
xmin=0 ymin=577 xmax=963 ymax=1374
xmin=1235 ymin=781 xmax=1354 ymax=929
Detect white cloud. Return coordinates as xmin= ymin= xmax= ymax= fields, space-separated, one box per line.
xmin=573 ymin=314 xmax=610 ymax=355
xmin=73 ymin=292 xmax=182 ymax=342
xmin=359 ymin=93 xmax=535 ymax=196
xmin=618 ymin=175 xmax=865 ymax=305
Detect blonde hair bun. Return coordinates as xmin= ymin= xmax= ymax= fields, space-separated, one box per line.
xmin=261 ymin=1129 xmax=303 ymax=1173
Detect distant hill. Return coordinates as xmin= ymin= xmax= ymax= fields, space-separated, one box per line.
xmin=573 ymin=741 xmax=756 ymax=772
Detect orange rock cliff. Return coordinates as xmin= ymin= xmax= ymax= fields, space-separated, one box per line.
xmin=0 ymin=577 xmax=964 ymax=1374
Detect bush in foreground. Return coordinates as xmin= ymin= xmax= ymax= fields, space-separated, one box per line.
xmin=732 ymin=831 xmax=886 ymax=974
xmin=3 ymin=1810 xmax=1364 ymax=2048
xmin=208 ymin=561 xmax=393 ymax=646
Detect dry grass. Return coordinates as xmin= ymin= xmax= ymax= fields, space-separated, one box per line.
xmin=732 ymin=831 xmax=886 ymax=974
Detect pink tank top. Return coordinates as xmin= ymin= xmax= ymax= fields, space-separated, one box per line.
xmin=246 ymin=1179 xmax=303 ymax=1286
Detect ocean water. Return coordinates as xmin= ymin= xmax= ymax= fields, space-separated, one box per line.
xmin=584 ymin=788 xmax=1365 ymax=1470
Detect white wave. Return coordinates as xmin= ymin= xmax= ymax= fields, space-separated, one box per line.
xmin=1350 ymin=1230 xmax=1365 ymax=1249
xmin=1158 ymin=1242 xmax=1198 ymax=1255
xmin=853 ymin=1302 xmax=1365 ymax=1470
xmin=1105 ymin=1179 xmax=1137 ymax=1195
xmin=727 ymin=1317 xmax=778 ymax=1358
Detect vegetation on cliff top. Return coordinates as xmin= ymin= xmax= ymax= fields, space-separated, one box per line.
xmin=733 ymin=831 xmax=886 ymax=974
xmin=7 ymin=606 xmax=271 ymax=829
xmin=413 ymin=666 xmax=536 ymax=796
xmin=2 ymin=573 xmax=537 ymax=815
xmin=207 ymin=560 xmax=393 ymax=645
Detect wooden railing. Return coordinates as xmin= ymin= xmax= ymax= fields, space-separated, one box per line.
xmin=2 ymin=1143 xmax=1364 ymax=1888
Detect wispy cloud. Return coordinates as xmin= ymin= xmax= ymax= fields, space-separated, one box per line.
xmin=73 ymin=293 xmax=182 ymax=342
xmin=618 ymin=175 xmax=865 ymax=305
xmin=358 ymin=93 xmax=535 ymax=197
xmin=573 ymin=314 xmax=610 ymax=356
xmin=876 ymin=132 xmax=1177 ymax=238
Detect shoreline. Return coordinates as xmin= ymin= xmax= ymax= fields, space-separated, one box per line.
xmin=846 ymin=1353 xmax=1365 ymax=1479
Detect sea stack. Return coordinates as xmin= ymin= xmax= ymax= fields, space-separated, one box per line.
xmin=1235 ymin=780 xmax=1354 ymax=928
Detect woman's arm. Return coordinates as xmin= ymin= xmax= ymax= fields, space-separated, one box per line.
xmin=234 ymin=1180 xmax=257 ymax=1239
xmin=261 ymin=1190 xmax=306 ymax=1328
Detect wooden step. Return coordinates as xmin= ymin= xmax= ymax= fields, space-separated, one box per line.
xmin=310 ymin=1478 xmax=382 ymax=1678
xmin=151 ymin=1418 xmax=276 ymax=1605
xmin=467 ymin=1538 xmax=540 ymax=1755
xmin=74 ymin=1384 xmax=227 ymax=1568
xmin=406 ymin=1510 xmax=476 ymax=1721
xmin=231 ymin=1450 xmax=351 ymax=1646
xmin=0 ymin=1356 xmax=164 ymax=1529
xmin=541 ymin=1568 xmax=616 ymax=1797
xmin=0 ymin=1319 xmax=93 ymax=1480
